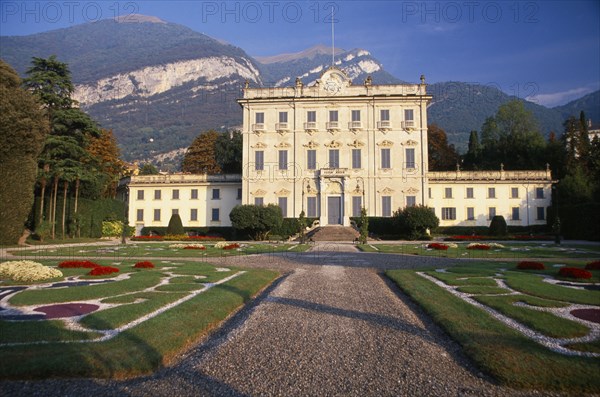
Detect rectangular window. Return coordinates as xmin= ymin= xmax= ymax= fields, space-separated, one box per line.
xmin=212 ymin=188 xmax=220 ymax=200
xmin=307 ymin=111 xmax=316 ymax=122
xmin=404 ymin=109 xmax=414 ymax=121
xmin=136 ymin=209 xmax=144 ymax=222
xmin=211 ymin=208 xmax=220 ymax=222
xmin=278 ymin=150 xmax=288 ymax=170
xmin=488 ymin=187 xmax=496 ymax=199
xmin=442 ymin=207 xmax=456 ymax=220
xmin=191 ymin=189 xmax=198 ymax=200
xmin=405 ymin=148 xmax=415 ymax=168
xmin=329 ymin=149 xmax=339 ymax=168
xmin=307 ymin=197 xmax=317 ymax=217
xmin=351 ymin=110 xmax=361 ymax=121
xmin=190 ymin=208 xmax=198 ymax=221
xmin=536 ymin=187 xmax=544 ymax=199
xmin=466 ymin=187 xmax=474 ymax=199
xmin=382 ymin=196 xmax=392 ymax=217
xmin=380 ymin=109 xmax=390 ymax=121
xmin=428 ymin=188 xmax=432 ymax=199
xmin=352 ymin=196 xmax=362 ymax=217
xmin=255 ymin=197 xmax=264 ymax=206
xmin=279 ymin=111 xmax=288 ymax=123
xmin=352 ymin=149 xmax=361 ymax=169
xmin=153 ymin=209 xmax=161 ymax=221
xmin=255 ymin=150 xmax=264 ymax=171
xmin=172 ymin=209 xmax=179 ymax=216
xmin=172 ymin=189 xmax=179 ymax=200
xmin=406 ymin=196 xmax=416 ymax=207
xmin=488 ymin=207 xmax=496 ymax=220
xmin=154 ymin=189 xmax=161 ymax=200
xmin=445 ymin=187 xmax=453 ymax=199
xmin=467 ymin=207 xmax=475 ymax=220
xmin=237 ymin=188 xmax=242 ymax=200
xmin=381 ymin=148 xmax=391 ymax=169
xmin=137 ymin=190 xmax=144 ymax=200
xmin=255 ymin=112 xmax=264 ymax=123
xmin=536 ymin=206 xmax=545 ymax=220
xmin=307 ymin=149 xmax=317 ymax=170
xmin=278 ymin=197 xmax=288 ymax=218
xmin=329 ymin=110 xmax=338 ymax=122
xmin=512 ymin=207 xmax=520 ymax=221
xmin=511 ymin=187 xmax=519 ymax=199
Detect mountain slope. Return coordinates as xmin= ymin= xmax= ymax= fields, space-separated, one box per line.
xmin=554 ymin=90 xmax=600 ymax=122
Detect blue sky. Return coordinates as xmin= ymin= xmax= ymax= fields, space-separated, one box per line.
xmin=1 ymin=1 xmax=599 ymax=107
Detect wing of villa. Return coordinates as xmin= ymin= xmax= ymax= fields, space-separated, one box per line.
xmin=121 ymin=68 xmax=554 ymax=234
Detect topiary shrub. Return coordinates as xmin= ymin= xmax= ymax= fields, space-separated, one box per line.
xmin=558 ymin=267 xmax=593 ymax=279
xmin=517 ymin=261 xmax=545 ymax=270
xmin=489 ymin=215 xmax=508 ymax=236
xmin=166 ymin=213 xmax=185 ymax=236
xmin=394 ymin=205 xmax=439 ymax=240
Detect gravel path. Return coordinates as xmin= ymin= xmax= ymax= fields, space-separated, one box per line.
xmin=0 ymin=245 xmax=576 ymax=396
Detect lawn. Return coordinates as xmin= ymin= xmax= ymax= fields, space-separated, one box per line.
xmin=8 ymin=242 xmax=310 ymax=260
xmin=387 ymin=262 xmax=600 ymax=394
xmin=0 ymin=259 xmax=279 ymax=379
xmin=360 ymin=242 xmax=600 ymax=259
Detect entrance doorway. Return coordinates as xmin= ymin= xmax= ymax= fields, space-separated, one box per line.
xmin=327 ymin=196 xmax=342 ymax=224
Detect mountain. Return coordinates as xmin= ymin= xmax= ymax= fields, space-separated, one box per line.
xmin=1 ymin=15 xmax=596 ymax=167
xmin=554 ymin=90 xmax=600 ymax=123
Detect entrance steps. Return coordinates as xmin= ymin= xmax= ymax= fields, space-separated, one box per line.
xmin=306 ymin=226 xmax=360 ymax=242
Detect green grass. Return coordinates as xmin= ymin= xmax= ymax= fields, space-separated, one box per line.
xmin=503 ymin=271 xmax=600 ymax=305
xmin=425 ymin=271 xmax=499 ymax=286
xmin=386 ymin=269 xmax=600 ymax=394
xmin=359 ymin=242 xmax=600 ymax=259
xmin=455 ymin=286 xmax=509 ymax=294
xmin=474 ymin=295 xmax=589 ymax=338
xmin=0 ymin=269 xmax=279 ymax=379
xmin=81 ymin=292 xmax=187 ymax=330
xmin=566 ymin=340 xmax=600 ymax=354
xmin=0 ymin=320 xmax=101 ymax=343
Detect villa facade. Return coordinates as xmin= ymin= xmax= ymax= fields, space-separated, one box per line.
xmin=123 ymin=68 xmax=554 ymax=232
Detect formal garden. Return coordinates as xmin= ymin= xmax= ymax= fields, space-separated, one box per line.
xmin=0 ymin=255 xmax=278 ymax=378
xmin=387 ymin=259 xmax=600 ymax=393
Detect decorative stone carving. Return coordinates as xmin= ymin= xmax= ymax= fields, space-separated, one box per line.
xmin=348 ymin=140 xmax=365 ymax=148
xmin=303 ymin=141 xmax=320 ymax=149
xmin=377 ymin=140 xmax=394 ymax=147
xmin=325 ymin=140 xmax=342 ymax=148
xmin=275 ymin=188 xmax=291 ymax=196
xmin=402 ymin=187 xmax=419 ymax=194
xmin=251 ymin=142 xmax=267 ymax=149
xmin=274 ymin=142 xmax=291 ymax=148
xmin=377 ymin=187 xmax=395 ymax=194
xmin=252 ymin=189 xmax=267 ymax=196
xmin=403 ymin=139 xmax=419 ymax=146
xmin=326 ymin=181 xmax=343 ymax=194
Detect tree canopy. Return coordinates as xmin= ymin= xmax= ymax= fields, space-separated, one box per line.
xmin=0 ymin=60 xmax=49 ymax=244
xmin=215 ymin=130 xmax=243 ymax=173
xmin=182 ymin=130 xmax=222 ymax=174
xmin=427 ymin=124 xmax=459 ymax=171
xmin=229 ymin=204 xmax=283 ymax=240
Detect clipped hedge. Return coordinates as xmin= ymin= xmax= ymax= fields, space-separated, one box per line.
xmin=140 ymin=226 xmax=236 ymax=240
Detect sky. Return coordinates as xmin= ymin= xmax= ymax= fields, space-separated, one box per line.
xmin=1 ymin=0 xmax=599 ymax=107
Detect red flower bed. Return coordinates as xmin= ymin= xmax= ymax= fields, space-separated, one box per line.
xmin=134 ymin=261 xmax=155 ymax=268
xmin=59 ymin=260 xmax=100 ymax=269
xmin=223 ymin=243 xmax=241 ymax=250
xmin=467 ymin=243 xmax=491 ymax=250
xmin=447 ymin=235 xmax=486 ymax=241
xmin=89 ymin=266 xmax=120 ymax=276
xmin=517 ymin=261 xmax=545 ymax=270
xmin=585 ymin=261 xmax=600 ymax=270
xmin=427 ymin=243 xmax=449 ymax=250
xmin=187 ymin=235 xmax=225 ymax=241
xmin=558 ymin=267 xmax=593 ymax=279
xmin=131 ymin=235 xmax=164 ymax=241
xmin=183 ymin=245 xmax=206 ymax=250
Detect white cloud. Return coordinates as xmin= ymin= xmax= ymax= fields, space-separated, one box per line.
xmin=526 ymin=87 xmax=596 ymax=107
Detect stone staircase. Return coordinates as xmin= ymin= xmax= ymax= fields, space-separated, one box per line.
xmin=306 ymin=226 xmax=360 ymax=242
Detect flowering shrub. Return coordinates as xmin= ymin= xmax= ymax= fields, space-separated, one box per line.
xmin=188 ymin=235 xmax=225 ymax=241
xmin=134 ymin=261 xmax=155 ymax=268
xmin=585 ymin=261 xmax=600 ymax=270
xmin=467 ymin=243 xmax=491 ymax=250
xmin=558 ymin=267 xmax=593 ymax=279
xmin=517 ymin=261 xmax=545 ymax=270
xmin=427 ymin=243 xmax=449 ymax=250
xmin=223 ymin=243 xmax=241 ymax=250
xmin=89 ymin=266 xmax=120 ymax=276
xmin=59 ymin=260 xmax=100 ymax=268
xmin=447 ymin=235 xmax=486 ymax=241
xmin=169 ymin=243 xmax=205 ymax=249
xmin=184 ymin=245 xmax=206 ymax=250
xmin=488 ymin=243 xmax=505 ymax=249
xmin=0 ymin=260 xmax=63 ymax=282
xmin=214 ymin=241 xmax=228 ymax=249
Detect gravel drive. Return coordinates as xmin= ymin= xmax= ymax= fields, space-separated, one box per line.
xmin=0 ymin=243 xmax=580 ymax=396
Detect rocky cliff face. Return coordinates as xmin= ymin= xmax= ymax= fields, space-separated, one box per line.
xmin=74 ymin=56 xmax=261 ymax=106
